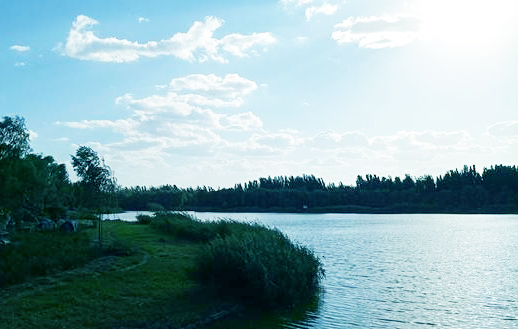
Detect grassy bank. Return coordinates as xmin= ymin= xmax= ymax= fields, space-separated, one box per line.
xmin=151 ymin=213 xmax=324 ymax=310
xmin=1 ymin=221 xmax=223 ymax=328
xmin=1 ymin=213 xmax=324 ymax=328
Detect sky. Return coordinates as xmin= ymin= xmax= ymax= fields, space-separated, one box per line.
xmin=2 ymin=0 xmax=518 ymax=188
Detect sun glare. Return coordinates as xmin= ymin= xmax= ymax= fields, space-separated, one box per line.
xmin=417 ymin=0 xmax=518 ymax=57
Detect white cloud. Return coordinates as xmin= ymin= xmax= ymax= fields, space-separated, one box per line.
xmin=116 ymin=93 xmax=196 ymax=117
xmin=58 ymin=73 xmax=264 ymax=164
xmin=305 ymin=3 xmax=338 ymax=21
xmin=486 ymin=121 xmax=518 ymax=140
xmin=253 ymin=132 xmax=302 ymax=149
xmin=29 ymin=130 xmax=38 ymax=140
xmin=57 ymin=15 xmax=276 ymax=63
xmin=57 ymin=118 xmax=139 ymax=134
xmin=169 ymin=73 xmax=258 ymax=98
xmin=115 ymin=73 xmax=258 ymax=119
xmin=294 ymin=36 xmax=309 ymax=44
xmin=307 ymin=131 xmax=371 ymax=151
xmin=332 ymin=14 xmax=422 ymax=49
xmin=14 ymin=62 xmax=26 ymax=67
xmin=138 ymin=17 xmax=150 ymax=24
xmin=10 ymin=45 xmax=30 ymax=52
xmin=52 ymin=137 xmax=70 ymax=142
xmin=281 ymin=0 xmax=339 ymax=22
xmin=221 ymin=112 xmax=263 ymax=131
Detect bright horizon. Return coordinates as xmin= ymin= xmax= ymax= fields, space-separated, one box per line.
xmin=2 ymin=0 xmax=518 ymax=188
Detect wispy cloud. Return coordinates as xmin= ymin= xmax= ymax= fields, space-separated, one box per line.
xmin=486 ymin=121 xmax=518 ymax=140
xmin=332 ymin=14 xmax=421 ymax=49
xmin=169 ymin=73 xmax=258 ymax=98
xmin=56 ymin=15 xmax=276 ymax=63
xmin=10 ymin=45 xmax=30 ymax=52
xmin=280 ymin=0 xmax=314 ymax=8
xmin=14 ymin=62 xmax=26 ymax=67
xmin=138 ymin=17 xmax=150 ymax=24
xmin=294 ymin=36 xmax=309 ymax=44
xmin=281 ymin=0 xmax=338 ymax=21
xmin=305 ymin=3 xmax=338 ymax=21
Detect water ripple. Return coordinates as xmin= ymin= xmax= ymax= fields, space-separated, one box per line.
xmin=192 ymin=212 xmax=518 ymax=329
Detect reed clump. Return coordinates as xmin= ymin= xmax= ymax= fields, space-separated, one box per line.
xmin=152 ymin=212 xmax=324 ymax=310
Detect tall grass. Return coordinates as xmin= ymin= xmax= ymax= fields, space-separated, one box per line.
xmin=152 ymin=213 xmax=324 ymax=310
xmin=0 ymin=231 xmax=96 ymax=287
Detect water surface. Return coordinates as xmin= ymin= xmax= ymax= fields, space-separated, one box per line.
xmin=189 ymin=213 xmax=518 ymax=328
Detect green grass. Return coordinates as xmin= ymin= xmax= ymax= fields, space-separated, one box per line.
xmin=0 ymin=222 xmax=223 ymax=329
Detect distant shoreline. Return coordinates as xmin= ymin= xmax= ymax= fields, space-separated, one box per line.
xmin=137 ymin=206 xmax=518 ymax=215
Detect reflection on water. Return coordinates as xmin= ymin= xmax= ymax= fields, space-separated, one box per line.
xmin=190 ymin=213 xmax=518 ymax=328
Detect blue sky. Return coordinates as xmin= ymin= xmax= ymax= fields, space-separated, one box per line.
xmin=2 ymin=0 xmax=518 ymax=188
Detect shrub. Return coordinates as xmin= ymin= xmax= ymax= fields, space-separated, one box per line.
xmin=151 ymin=213 xmax=216 ymax=242
xmin=69 ymin=209 xmax=100 ymax=220
xmin=136 ymin=214 xmax=153 ymax=225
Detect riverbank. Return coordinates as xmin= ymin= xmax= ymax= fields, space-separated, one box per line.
xmin=1 ymin=215 xmax=323 ymax=328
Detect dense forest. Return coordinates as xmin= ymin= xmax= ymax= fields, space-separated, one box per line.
xmin=1 ymin=115 xmax=518 ymax=230
xmin=118 ymin=166 xmax=518 ymax=213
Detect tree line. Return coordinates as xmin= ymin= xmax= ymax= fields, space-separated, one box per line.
xmin=118 ymin=166 xmax=518 ymax=213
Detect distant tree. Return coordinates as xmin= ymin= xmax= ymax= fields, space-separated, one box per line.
xmin=416 ymin=175 xmax=435 ymax=193
xmin=402 ymin=174 xmax=415 ymax=190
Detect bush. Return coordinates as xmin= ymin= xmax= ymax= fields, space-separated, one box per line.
xmin=151 ymin=213 xmax=216 ymax=242
xmin=69 ymin=209 xmax=100 ymax=221
xmin=136 ymin=214 xmax=153 ymax=225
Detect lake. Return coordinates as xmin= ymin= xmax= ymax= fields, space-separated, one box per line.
xmin=118 ymin=211 xmax=518 ymax=328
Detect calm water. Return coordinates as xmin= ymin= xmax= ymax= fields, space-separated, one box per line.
xmin=188 ymin=212 xmax=518 ymax=328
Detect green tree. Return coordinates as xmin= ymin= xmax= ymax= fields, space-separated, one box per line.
xmin=0 ymin=116 xmax=31 ymax=160
xmin=71 ymin=146 xmax=116 ymax=210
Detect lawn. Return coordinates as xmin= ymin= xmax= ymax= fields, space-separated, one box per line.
xmin=0 ymin=221 xmax=227 ymax=329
